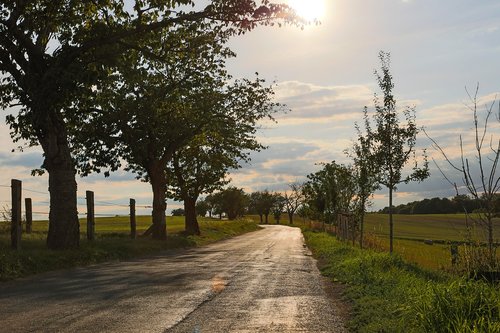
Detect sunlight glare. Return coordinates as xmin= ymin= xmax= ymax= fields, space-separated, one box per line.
xmin=288 ymin=0 xmax=326 ymax=22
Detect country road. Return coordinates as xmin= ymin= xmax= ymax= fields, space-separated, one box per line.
xmin=0 ymin=225 xmax=347 ymax=332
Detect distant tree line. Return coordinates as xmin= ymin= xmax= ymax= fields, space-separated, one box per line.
xmin=378 ymin=194 xmax=500 ymax=215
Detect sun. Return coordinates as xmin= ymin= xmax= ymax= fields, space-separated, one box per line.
xmin=288 ymin=0 xmax=326 ymax=22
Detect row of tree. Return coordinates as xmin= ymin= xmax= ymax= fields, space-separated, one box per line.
xmin=378 ymin=195 xmax=500 ymax=215
xmin=298 ymin=52 xmax=498 ymax=263
xmin=297 ymin=52 xmax=429 ymax=251
xmin=0 ymin=1 xmax=302 ymax=249
xmin=187 ymin=185 xmax=305 ymax=227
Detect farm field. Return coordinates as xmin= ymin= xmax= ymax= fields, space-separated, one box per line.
xmin=0 ymin=216 xmax=260 ymax=281
xmin=363 ymin=213 xmax=500 ymax=270
xmin=364 ymin=213 xmax=500 ymax=242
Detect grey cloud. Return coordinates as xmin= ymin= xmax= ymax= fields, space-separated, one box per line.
xmin=0 ymin=151 xmax=43 ymax=168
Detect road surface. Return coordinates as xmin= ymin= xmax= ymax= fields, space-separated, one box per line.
xmin=0 ymin=225 xmax=347 ymax=332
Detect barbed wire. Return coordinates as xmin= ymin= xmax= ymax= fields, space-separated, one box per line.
xmin=24 ymin=187 xmax=49 ymax=195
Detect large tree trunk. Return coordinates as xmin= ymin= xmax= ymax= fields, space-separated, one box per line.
xmin=288 ymin=212 xmax=293 ymax=225
xmin=40 ymin=120 xmax=80 ymax=250
xmin=149 ymin=168 xmax=167 ymax=240
xmin=184 ymin=196 xmax=200 ymax=236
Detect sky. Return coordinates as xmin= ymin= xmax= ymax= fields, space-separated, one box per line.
xmin=0 ymin=0 xmax=499 ymax=219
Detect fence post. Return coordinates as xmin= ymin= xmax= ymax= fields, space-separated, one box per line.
xmin=130 ymin=198 xmax=136 ymax=239
xmin=11 ymin=179 xmax=22 ymax=250
xmin=86 ymin=190 xmax=95 ymax=241
xmin=25 ymin=198 xmax=32 ymax=234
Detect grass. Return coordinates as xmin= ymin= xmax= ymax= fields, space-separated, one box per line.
xmin=362 ymin=214 xmax=500 ymax=271
xmin=365 ymin=213 xmax=500 ymax=242
xmin=302 ymin=228 xmax=500 ymax=333
xmin=0 ymin=216 xmax=260 ymax=281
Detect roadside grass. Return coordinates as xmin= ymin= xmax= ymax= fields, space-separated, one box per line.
xmin=0 ymin=216 xmax=260 ymax=281
xmin=303 ymin=229 xmax=500 ymax=333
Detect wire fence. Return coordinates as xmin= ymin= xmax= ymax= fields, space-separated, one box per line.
xmin=0 ymin=179 xmax=155 ymax=223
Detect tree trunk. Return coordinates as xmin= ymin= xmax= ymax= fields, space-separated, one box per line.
xmin=359 ymin=213 xmax=365 ymax=249
xmin=288 ymin=212 xmax=293 ymax=225
xmin=389 ymin=187 xmax=394 ymax=254
xmin=265 ymin=214 xmax=269 ymax=224
xmin=41 ymin=125 xmax=80 ymax=250
xmin=259 ymin=214 xmax=263 ymax=224
xmin=149 ymin=169 xmax=167 ymax=240
xmin=184 ymin=196 xmax=200 ymax=236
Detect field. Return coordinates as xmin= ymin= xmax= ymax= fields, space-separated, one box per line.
xmin=362 ymin=213 xmax=500 ymax=270
xmin=0 ymin=216 xmax=260 ymax=281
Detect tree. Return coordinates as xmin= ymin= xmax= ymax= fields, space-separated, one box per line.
xmin=218 ymin=187 xmax=248 ymax=220
xmin=0 ymin=1 xmax=299 ymax=249
xmin=166 ymin=77 xmax=281 ymax=235
xmin=249 ymin=190 xmax=276 ymax=224
xmin=171 ymin=208 xmax=185 ymax=217
xmin=195 ymin=199 xmax=210 ymax=217
xmin=427 ymin=87 xmax=499 ymax=264
xmin=77 ymin=24 xmax=237 ymax=240
xmin=272 ymin=193 xmax=286 ymax=224
xmin=303 ymin=162 xmax=357 ymax=227
xmin=283 ymin=182 xmax=304 ymax=225
xmin=348 ymin=114 xmax=380 ymax=248
xmin=363 ymin=51 xmax=429 ymax=253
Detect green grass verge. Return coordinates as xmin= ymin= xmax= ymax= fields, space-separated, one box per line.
xmin=0 ymin=217 xmax=260 ymax=281
xmin=303 ymin=229 xmax=500 ymax=333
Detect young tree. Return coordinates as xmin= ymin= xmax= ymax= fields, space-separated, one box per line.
xmin=347 ymin=114 xmax=380 ymax=248
xmin=283 ymin=182 xmax=304 ymax=225
xmin=427 ymin=88 xmax=499 ymax=265
xmin=364 ymin=51 xmax=429 ymax=253
xmin=0 ymin=1 xmax=298 ymax=249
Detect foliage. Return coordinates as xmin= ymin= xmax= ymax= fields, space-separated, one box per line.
xmin=217 ymin=187 xmax=249 ymax=220
xmin=361 ymin=51 xmax=429 ymax=252
xmin=348 ymin=112 xmax=380 ymax=248
xmin=171 ymin=208 xmax=185 ymax=216
xmin=303 ymin=161 xmax=356 ymax=224
xmin=195 ymin=199 xmax=210 ymax=217
xmin=0 ymin=1 xmax=299 ymax=249
xmin=377 ymin=195 xmax=496 ymax=215
xmin=249 ymin=190 xmax=277 ymax=223
xmin=272 ymin=193 xmax=286 ymax=224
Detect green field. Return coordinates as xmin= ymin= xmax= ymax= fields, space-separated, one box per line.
xmin=361 ymin=214 xmax=500 ymax=270
xmin=364 ymin=213 xmax=500 ymax=242
xmin=0 ymin=216 xmax=260 ymax=281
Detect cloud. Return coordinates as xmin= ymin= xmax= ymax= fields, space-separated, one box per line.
xmin=274 ymin=81 xmax=374 ymax=120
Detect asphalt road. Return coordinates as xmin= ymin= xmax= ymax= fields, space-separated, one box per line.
xmin=0 ymin=225 xmax=347 ymax=333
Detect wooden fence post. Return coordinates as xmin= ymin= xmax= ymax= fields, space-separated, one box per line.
xmin=25 ymin=198 xmax=32 ymax=234
xmin=11 ymin=179 xmax=22 ymax=250
xmin=86 ymin=190 xmax=95 ymax=241
xmin=130 ymin=198 xmax=136 ymax=239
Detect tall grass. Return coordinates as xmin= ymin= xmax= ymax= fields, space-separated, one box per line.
xmin=303 ymin=229 xmax=500 ymax=333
